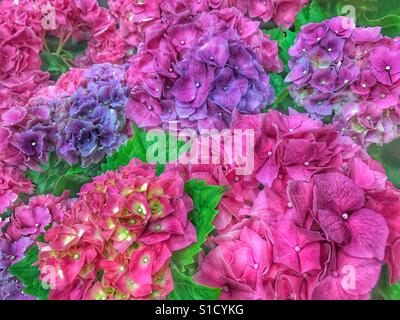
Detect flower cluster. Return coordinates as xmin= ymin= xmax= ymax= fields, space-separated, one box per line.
xmin=35 ymin=0 xmax=125 ymax=66
xmin=4 ymin=193 xmax=72 ymax=242
xmin=0 ymin=191 xmax=74 ymax=300
xmin=107 ymin=0 xmax=308 ymax=51
xmin=0 ymin=0 xmax=127 ymax=106
xmin=0 ymin=0 xmax=48 ymax=105
xmin=286 ymin=16 xmax=400 ymax=146
xmin=0 ymin=96 xmax=56 ymax=171
xmin=125 ymin=3 xmax=280 ymax=131
xmin=193 ymin=110 xmax=400 ymax=299
xmin=0 ymin=162 xmax=33 ymax=216
xmin=36 ymin=160 xmax=196 ymax=300
xmin=0 ymin=238 xmax=34 ymax=300
xmin=54 ymin=63 xmax=130 ymax=166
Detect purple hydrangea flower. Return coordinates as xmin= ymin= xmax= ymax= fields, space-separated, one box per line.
xmin=55 ymin=64 xmax=130 ymax=167
xmin=0 ymin=237 xmax=33 ymax=269
xmin=370 ymin=46 xmax=400 ymax=86
xmin=0 ymin=270 xmax=34 ymax=300
xmin=169 ymin=35 xmax=274 ymax=128
xmin=126 ymin=9 xmax=275 ymax=132
xmin=310 ymin=68 xmax=337 ymax=93
xmin=286 ymin=16 xmax=400 ymax=144
xmin=0 ymin=237 xmax=34 ymax=300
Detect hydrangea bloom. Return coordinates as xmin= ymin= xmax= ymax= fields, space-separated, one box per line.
xmin=0 ymin=0 xmax=122 ymax=104
xmin=37 ymin=159 xmax=196 ymax=300
xmin=286 ymin=16 xmax=400 ymax=146
xmin=125 ymin=4 xmax=279 ymax=131
xmin=0 ymin=96 xmax=56 ymax=171
xmin=0 ymin=237 xmax=34 ymax=300
xmin=0 ymin=270 xmax=34 ymax=300
xmin=195 ymin=110 xmax=400 ymax=300
xmin=166 ymin=135 xmax=260 ymax=232
xmin=4 ymin=193 xmax=72 ymax=241
xmin=0 ymin=162 xmax=33 ymax=215
xmin=54 ymin=63 xmax=130 ymax=166
xmin=0 ymin=0 xmax=49 ymax=104
xmin=107 ymin=0 xmax=308 ymax=52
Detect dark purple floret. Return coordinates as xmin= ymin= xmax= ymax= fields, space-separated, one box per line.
xmin=55 ymin=64 xmax=130 ymax=167
xmin=170 ymin=33 xmax=275 ymax=123
xmin=0 ymin=238 xmax=34 ymax=300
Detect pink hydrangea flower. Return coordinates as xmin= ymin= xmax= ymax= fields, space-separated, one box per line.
xmin=0 ymin=162 xmax=33 ymax=215
xmin=196 ymin=110 xmax=400 ymax=300
xmin=37 ymin=159 xmax=196 ymax=300
xmin=194 ymin=227 xmax=272 ymax=300
xmin=0 ymin=0 xmax=48 ymax=104
xmin=5 ymin=193 xmax=72 ymax=241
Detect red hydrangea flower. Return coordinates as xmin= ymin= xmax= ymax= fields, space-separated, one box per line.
xmin=37 ymin=160 xmax=196 ymax=300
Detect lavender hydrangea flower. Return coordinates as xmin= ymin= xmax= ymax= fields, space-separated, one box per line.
xmin=170 ymin=34 xmax=274 ymax=128
xmin=55 ymin=64 xmax=130 ymax=167
xmin=286 ymin=16 xmax=400 ymax=144
xmin=0 ymin=270 xmax=34 ymax=300
xmin=126 ymin=8 xmax=276 ymax=132
xmin=0 ymin=237 xmax=33 ymax=269
xmin=1 ymin=103 xmax=56 ymax=171
xmin=0 ymin=238 xmax=34 ymax=300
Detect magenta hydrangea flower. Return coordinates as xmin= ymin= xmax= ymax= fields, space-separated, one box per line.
xmin=0 ymin=96 xmax=56 ymax=171
xmin=0 ymin=0 xmax=49 ymax=105
xmin=0 ymin=162 xmax=33 ymax=215
xmin=4 ymin=193 xmax=72 ymax=242
xmin=194 ymin=227 xmax=271 ymax=300
xmin=194 ymin=110 xmax=400 ymax=300
xmin=286 ymin=16 xmax=400 ymax=146
xmin=107 ymin=0 xmax=308 ymax=53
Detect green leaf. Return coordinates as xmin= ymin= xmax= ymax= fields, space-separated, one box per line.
xmin=269 ymin=73 xmax=294 ymax=112
xmin=8 ymin=246 xmax=49 ymax=300
xmin=372 ymin=266 xmax=400 ymax=300
xmin=101 ymin=125 xmax=148 ymax=172
xmin=62 ymin=38 xmax=88 ymax=59
xmin=368 ymin=139 xmax=400 ymax=188
xmin=278 ymin=29 xmax=297 ymax=70
xmin=361 ymin=14 xmax=400 ymax=38
xmin=27 ymin=153 xmax=99 ymax=197
xmin=168 ymin=267 xmax=220 ymax=300
xmin=294 ymin=5 xmax=310 ymax=30
xmin=172 ymin=180 xmax=226 ymax=274
xmin=53 ymin=174 xmax=92 ymax=197
xmin=40 ymin=51 xmax=69 ymax=81
xmin=263 ymin=27 xmax=284 ymax=41
xmin=308 ymin=0 xmax=329 ymax=23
